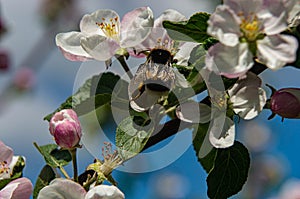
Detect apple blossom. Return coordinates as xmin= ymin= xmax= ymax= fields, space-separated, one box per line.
xmin=0 ymin=141 xmax=33 ymax=199
xmin=205 ymin=0 xmax=298 ymax=78
xmin=49 ymin=109 xmax=82 ymax=149
xmin=38 ymin=178 xmax=124 ymax=199
xmin=176 ymin=72 xmax=266 ymax=148
xmin=269 ymin=88 xmax=300 ymax=119
xmin=56 ymin=7 xmax=153 ymax=61
xmin=0 ymin=178 xmax=33 ymax=199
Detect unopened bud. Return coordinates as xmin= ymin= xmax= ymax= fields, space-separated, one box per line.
xmin=270 ymin=88 xmax=300 ymax=119
xmin=49 ymin=109 xmax=82 ymax=148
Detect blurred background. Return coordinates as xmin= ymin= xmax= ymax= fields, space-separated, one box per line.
xmin=0 ymin=0 xmax=300 ymax=198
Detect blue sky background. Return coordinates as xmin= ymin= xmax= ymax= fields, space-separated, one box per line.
xmin=0 ymin=0 xmax=300 ymax=198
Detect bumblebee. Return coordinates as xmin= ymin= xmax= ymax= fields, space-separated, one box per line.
xmin=129 ymin=48 xmax=176 ymax=101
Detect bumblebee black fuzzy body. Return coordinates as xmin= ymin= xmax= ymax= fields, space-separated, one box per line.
xmin=133 ymin=48 xmax=175 ymax=96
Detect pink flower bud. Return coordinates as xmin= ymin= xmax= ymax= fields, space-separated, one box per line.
xmin=270 ymin=88 xmax=300 ymax=119
xmin=49 ymin=109 xmax=82 ymax=148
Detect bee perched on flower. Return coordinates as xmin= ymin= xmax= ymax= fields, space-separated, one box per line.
xmin=128 ymin=9 xmax=197 ymax=112
xmin=129 ymin=43 xmax=176 ymax=112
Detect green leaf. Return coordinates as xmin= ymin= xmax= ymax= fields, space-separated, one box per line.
xmin=0 ymin=156 xmax=25 ymax=190
xmin=207 ymin=141 xmax=250 ymax=199
xmin=44 ymin=72 xmax=125 ymax=121
xmin=34 ymin=143 xmax=72 ymax=168
xmin=33 ymin=165 xmax=56 ymax=199
xmin=163 ymin=12 xmax=211 ymax=43
xmin=193 ymin=123 xmax=217 ymax=173
xmin=116 ymin=117 xmax=154 ymax=161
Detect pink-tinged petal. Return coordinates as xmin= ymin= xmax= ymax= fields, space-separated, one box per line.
xmin=207 ymin=5 xmax=241 ymax=46
xmin=258 ymin=0 xmax=289 ymax=34
xmin=0 ymin=178 xmax=33 ymax=199
xmin=80 ymin=35 xmax=120 ymax=61
xmin=224 ymin=0 xmax=263 ymax=17
xmin=176 ymin=101 xmax=211 ymax=124
xmin=209 ymin=116 xmax=235 ymax=148
xmin=0 ymin=140 xmax=13 ymax=165
xmin=174 ymin=42 xmax=198 ymax=66
xmin=80 ymin=9 xmax=120 ymax=37
xmin=85 ymin=185 xmax=125 ymax=199
xmin=120 ymin=7 xmax=153 ymax=48
xmin=133 ymin=9 xmax=186 ymax=52
xmin=154 ymin=9 xmax=186 ymax=28
xmin=55 ymin=32 xmax=92 ymax=61
xmin=205 ymin=43 xmax=253 ymax=78
xmin=38 ymin=178 xmax=86 ymax=199
xmin=257 ymin=34 xmax=298 ymax=70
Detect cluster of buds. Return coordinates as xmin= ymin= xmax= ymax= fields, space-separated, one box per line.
xmin=49 ymin=109 xmax=82 ymax=149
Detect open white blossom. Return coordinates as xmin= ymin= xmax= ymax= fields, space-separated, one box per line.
xmin=205 ymin=0 xmax=298 ymax=78
xmin=176 ymin=72 xmax=266 ymax=148
xmin=56 ymin=7 xmax=153 ymax=61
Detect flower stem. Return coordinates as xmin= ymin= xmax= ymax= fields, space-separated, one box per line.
xmin=70 ymin=148 xmax=78 ymax=182
xmin=59 ymin=166 xmax=71 ymax=179
xmin=116 ymin=55 xmax=133 ymax=79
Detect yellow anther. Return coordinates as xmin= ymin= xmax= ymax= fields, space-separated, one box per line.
xmin=96 ymin=17 xmax=120 ymax=41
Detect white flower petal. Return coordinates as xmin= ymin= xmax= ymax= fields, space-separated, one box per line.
xmin=174 ymin=42 xmax=198 ymax=66
xmin=176 ymin=101 xmax=211 ymax=123
xmin=38 ymin=178 xmax=86 ymax=199
xmin=257 ymin=34 xmax=298 ymax=70
xmin=227 ymin=72 xmax=262 ymax=97
xmin=85 ymin=185 xmax=125 ymax=199
xmin=0 ymin=140 xmax=13 ymax=165
xmin=120 ymin=7 xmax=154 ymax=48
xmin=80 ymin=35 xmax=120 ymax=61
xmin=0 ymin=178 xmax=33 ymax=199
xmin=205 ymin=43 xmax=253 ymax=78
xmin=80 ymin=9 xmax=120 ymax=37
xmin=224 ymin=0 xmax=263 ymax=17
xmin=232 ymin=87 xmax=267 ymax=120
xmin=55 ymin=32 xmax=92 ymax=61
xmin=154 ymin=9 xmax=186 ymax=28
xmin=133 ymin=9 xmax=186 ymax=52
xmin=209 ymin=116 xmax=235 ymax=148
xmin=258 ymin=0 xmax=289 ymax=35
xmin=207 ymin=5 xmax=241 ymax=46
xmin=228 ymin=72 xmax=266 ymax=120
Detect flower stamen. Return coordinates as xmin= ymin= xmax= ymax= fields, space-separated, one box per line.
xmin=240 ymin=14 xmax=262 ymax=41
xmin=100 ymin=142 xmax=123 ymax=176
xmin=0 ymin=161 xmax=10 ymax=175
xmin=96 ymin=17 xmax=119 ymax=41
